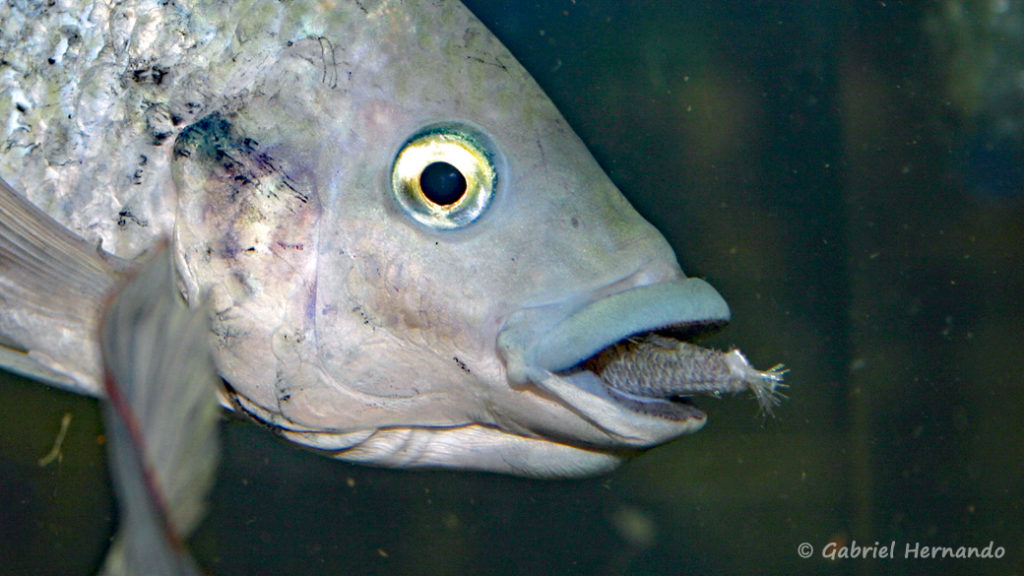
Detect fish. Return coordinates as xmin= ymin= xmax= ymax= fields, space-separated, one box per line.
xmin=0 ymin=0 xmax=785 ymax=478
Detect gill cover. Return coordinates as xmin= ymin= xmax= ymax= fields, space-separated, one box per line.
xmin=172 ymin=110 xmax=323 ymax=422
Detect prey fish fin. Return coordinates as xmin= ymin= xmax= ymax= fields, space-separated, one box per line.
xmin=0 ymin=176 xmax=124 ymax=393
xmin=98 ymin=246 xmax=220 ymax=576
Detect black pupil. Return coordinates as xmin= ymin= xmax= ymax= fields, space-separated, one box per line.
xmin=419 ymin=161 xmax=467 ymax=206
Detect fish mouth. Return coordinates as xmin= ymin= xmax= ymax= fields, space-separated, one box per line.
xmin=556 ymin=327 xmax=724 ymax=423
xmin=551 ymin=326 xmax=788 ymax=426
xmin=498 ymin=277 xmax=738 ymax=446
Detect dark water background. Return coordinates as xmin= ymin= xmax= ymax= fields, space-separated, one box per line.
xmin=2 ymin=1 xmax=1022 ymax=574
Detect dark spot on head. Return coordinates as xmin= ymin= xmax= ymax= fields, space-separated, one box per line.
xmin=131 ymin=155 xmax=148 ymax=184
xmin=570 ymin=216 xmax=581 ymax=229
xmin=116 ymin=208 xmax=149 ymax=228
xmin=61 ymin=26 xmax=82 ymax=46
xmin=131 ymin=65 xmax=167 ymax=85
xmin=174 ymin=113 xmax=234 ymax=159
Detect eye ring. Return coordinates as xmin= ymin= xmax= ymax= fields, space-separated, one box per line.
xmin=390 ymin=122 xmax=499 ymax=229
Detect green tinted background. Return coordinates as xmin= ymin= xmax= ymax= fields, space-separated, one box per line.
xmin=2 ymin=1 xmax=1021 ymax=574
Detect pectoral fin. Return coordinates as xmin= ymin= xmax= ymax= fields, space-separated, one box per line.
xmin=0 ymin=177 xmax=123 ymax=392
xmin=98 ymin=246 xmax=220 ymax=576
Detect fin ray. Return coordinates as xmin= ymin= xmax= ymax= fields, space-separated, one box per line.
xmin=0 ymin=177 xmax=123 ymax=393
xmin=98 ymin=247 xmax=220 ymax=575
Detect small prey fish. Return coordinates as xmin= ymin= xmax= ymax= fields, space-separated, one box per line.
xmin=0 ymin=0 xmax=786 ymax=479
xmin=585 ymin=334 xmax=788 ymax=420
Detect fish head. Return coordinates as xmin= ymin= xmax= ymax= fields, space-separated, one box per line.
xmin=172 ymin=0 xmax=730 ymax=477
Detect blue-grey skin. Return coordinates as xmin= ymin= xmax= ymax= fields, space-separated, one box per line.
xmin=0 ymin=0 xmax=764 ymax=478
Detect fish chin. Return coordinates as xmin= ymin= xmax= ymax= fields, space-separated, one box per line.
xmin=498 ymin=277 xmax=730 ymax=448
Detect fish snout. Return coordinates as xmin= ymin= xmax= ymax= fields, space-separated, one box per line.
xmin=497 ymin=276 xmax=731 ymax=447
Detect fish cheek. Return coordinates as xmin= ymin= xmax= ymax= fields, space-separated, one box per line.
xmin=171 ymin=113 xmax=322 ymax=414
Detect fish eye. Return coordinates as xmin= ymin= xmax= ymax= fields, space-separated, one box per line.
xmin=391 ymin=123 xmax=498 ymax=229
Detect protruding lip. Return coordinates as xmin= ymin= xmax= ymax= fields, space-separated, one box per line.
xmin=498 ymin=277 xmax=731 ymax=444
xmin=533 ymin=278 xmax=729 ymax=373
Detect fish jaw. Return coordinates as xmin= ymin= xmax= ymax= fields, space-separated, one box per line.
xmin=497 ymin=276 xmax=731 ymax=448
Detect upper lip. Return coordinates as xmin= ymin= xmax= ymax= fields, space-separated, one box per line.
xmin=531 ymin=278 xmax=730 ymax=373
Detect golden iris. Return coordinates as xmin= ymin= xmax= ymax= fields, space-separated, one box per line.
xmin=391 ymin=123 xmax=498 ymax=229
